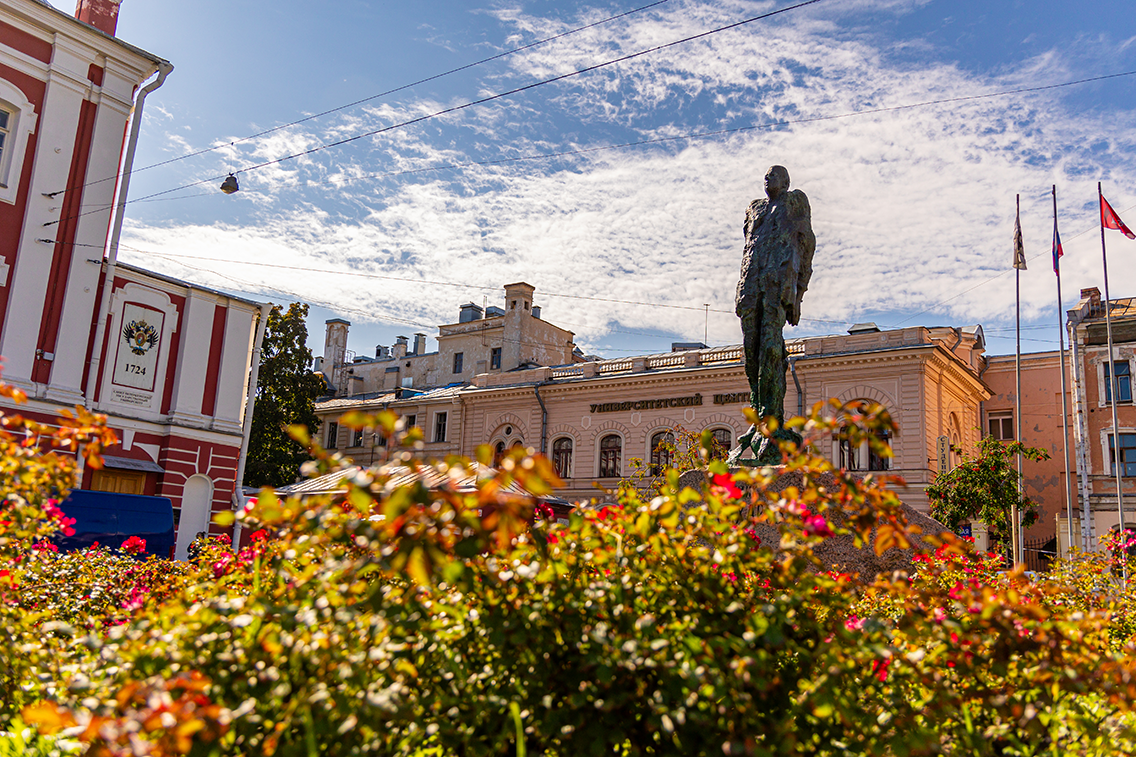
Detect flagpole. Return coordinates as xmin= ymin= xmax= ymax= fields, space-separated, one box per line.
xmin=1053 ymin=185 xmax=1075 ymax=554
xmin=1099 ymin=181 xmax=1127 ymax=579
xmin=1014 ymin=193 xmax=1023 ymax=566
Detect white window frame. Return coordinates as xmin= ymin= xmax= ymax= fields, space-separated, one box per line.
xmin=1101 ymin=358 xmax=1133 ymax=405
xmin=0 ymin=80 xmax=38 ymax=205
xmin=648 ymin=428 xmax=675 ymax=476
xmin=433 ymin=411 xmax=448 ymax=443
xmin=551 ymin=436 xmax=574 ymax=479
xmin=987 ymin=411 xmax=1014 ymax=441
xmin=1102 ymin=429 xmax=1136 ymax=477
xmin=597 ymin=433 xmax=623 ymax=479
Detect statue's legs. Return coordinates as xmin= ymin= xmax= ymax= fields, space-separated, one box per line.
xmin=733 ymin=297 xmax=789 ymax=465
xmin=741 ymin=309 xmax=762 ymax=413
xmin=755 ymin=296 xmax=788 ymax=426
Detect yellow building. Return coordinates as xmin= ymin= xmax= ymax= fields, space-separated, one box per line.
xmin=314 ymin=283 xmax=990 ymax=513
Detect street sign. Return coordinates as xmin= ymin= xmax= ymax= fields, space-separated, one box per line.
xmin=937 ymin=435 xmax=950 ymax=474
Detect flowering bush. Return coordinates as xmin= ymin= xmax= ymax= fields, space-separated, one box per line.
xmin=927 ymin=435 xmax=1049 ymax=549
xmin=3 ymin=393 xmax=1136 ymax=755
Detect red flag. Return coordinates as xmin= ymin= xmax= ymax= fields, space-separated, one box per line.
xmin=1101 ymin=194 xmax=1136 ymax=239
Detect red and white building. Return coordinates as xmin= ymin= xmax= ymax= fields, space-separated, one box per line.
xmin=1 ymin=0 xmax=269 ymax=557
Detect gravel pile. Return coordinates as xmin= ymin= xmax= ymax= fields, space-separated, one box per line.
xmin=675 ymin=468 xmax=950 ymax=579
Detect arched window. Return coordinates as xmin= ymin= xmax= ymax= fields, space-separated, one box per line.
xmin=552 ymin=437 xmax=573 ymax=479
xmin=650 ymin=430 xmax=675 ymax=475
xmin=948 ymin=412 xmax=962 ymax=469
xmin=494 ymin=441 xmax=506 ymax=466
xmin=599 ymin=434 xmax=622 ymax=478
xmin=869 ymin=428 xmax=891 ymax=471
xmin=837 ymin=402 xmax=894 ymax=472
xmin=708 ymin=427 xmax=732 ymax=461
xmin=838 ymin=435 xmax=862 ymax=470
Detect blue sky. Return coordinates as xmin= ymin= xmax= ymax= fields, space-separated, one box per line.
xmin=106 ymin=0 xmax=1136 ymax=360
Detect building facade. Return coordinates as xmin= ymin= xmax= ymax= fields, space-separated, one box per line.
xmin=314 ymin=283 xmax=991 ymax=514
xmin=975 ymin=286 xmax=1136 ymax=555
xmin=1 ymin=0 xmax=268 ymax=557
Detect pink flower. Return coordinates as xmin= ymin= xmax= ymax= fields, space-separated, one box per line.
xmin=249 ymin=529 xmax=269 ymax=542
xmin=120 ymin=585 xmax=148 ymax=612
xmin=212 ymin=552 xmax=234 ymax=578
xmin=711 ymin=473 xmax=744 ymax=500
xmin=121 ymin=536 xmax=147 ymax=555
xmin=32 ymin=540 xmax=58 ymax=553
xmin=43 ymin=500 xmax=77 ymax=536
xmin=804 ymin=514 xmax=833 ymax=538
xmin=872 ymin=658 xmax=891 ymax=682
xmin=217 ymin=533 xmax=232 ymax=545
xmin=845 ymin=615 xmax=865 ymax=631
xmin=932 ymin=607 xmax=947 ymax=623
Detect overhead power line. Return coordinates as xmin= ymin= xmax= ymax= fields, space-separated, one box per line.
xmin=43 ymin=0 xmax=828 ymax=228
xmin=48 ymin=192 xmax=1136 ymax=338
xmin=50 ymin=66 xmax=1136 ymax=226
xmin=887 ymin=199 xmax=1136 ymax=327
xmin=118 ymin=245 xmax=853 ymax=326
xmin=44 ymin=0 xmax=675 ymax=200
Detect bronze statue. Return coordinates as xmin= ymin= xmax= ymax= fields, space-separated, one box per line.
xmin=730 ymin=165 xmax=815 ymax=464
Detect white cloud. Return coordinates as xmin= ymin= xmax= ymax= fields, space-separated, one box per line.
xmin=120 ymin=0 xmax=1136 ymax=355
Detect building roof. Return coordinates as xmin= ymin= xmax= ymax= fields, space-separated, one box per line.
xmin=1090 ymin=297 xmax=1136 ymax=321
xmin=117 ymin=262 xmax=266 ymax=308
xmin=315 ymin=383 xmax=464 ymax=411
xmin=23 ymin=0 xmax=169 ymax=66
xmin=275 ymin=462 xmax=533 ymax=499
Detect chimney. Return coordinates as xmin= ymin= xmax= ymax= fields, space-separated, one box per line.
xmin=459 ymin=303 xmax=484 ymax=323
xmin=531 ymin=305 xmax=541 ymax=319
xmin=1081 ymin=287 xmax=1102 ymax=315
xmin=75 ymin=0 xmax=122 ymax=36
xmin=392 ymin=336 xmax=408 ymax=359
xmin=413 ymin=332 xmax=427 ymax=355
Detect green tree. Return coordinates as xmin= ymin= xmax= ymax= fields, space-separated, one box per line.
xmin=927 ymin=434 xmax=1050 ymax=550
xmin=244 ymin=303 xmax=326 ymax=487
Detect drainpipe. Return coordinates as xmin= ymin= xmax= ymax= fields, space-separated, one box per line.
xmin=85 ymin=61 xmax=174 ymax=409
xmin=789 ymin=355 xmax=804 ymax=417
xmin=949 ymin=327 xmax=963 ymax=353
xmin=977 ymin=354 xmax=990 ymax=434
xmin=534 ymin=380 xmax=550 ymax=454
xmin=230 ymin=302 xmax=272 ymax=546
xmin=1067 ymin=306 xmax=1093 ymax=551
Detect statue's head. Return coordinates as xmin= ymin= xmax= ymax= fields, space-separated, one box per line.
xmin=764 ymin=165 xmax=790 ymax=198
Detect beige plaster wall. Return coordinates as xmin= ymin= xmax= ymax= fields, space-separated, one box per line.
xmin=984 ymin=352 xmax=1075 ymax=542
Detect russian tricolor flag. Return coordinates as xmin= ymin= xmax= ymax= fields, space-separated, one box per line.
xmin=1052 ymin=224 xmax=1064 ymax=274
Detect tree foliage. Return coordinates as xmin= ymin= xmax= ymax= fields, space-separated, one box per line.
xmin=5 ymin=394 xmax=1136 ymax=756
xmin=927 ymin=435 xmax=1050 ymax=549
xmin=244 ymin=303 xmax=327 ymax=488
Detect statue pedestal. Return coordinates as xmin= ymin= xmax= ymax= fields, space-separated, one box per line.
xmin=675 ymin=467 xmax=951 ymax=578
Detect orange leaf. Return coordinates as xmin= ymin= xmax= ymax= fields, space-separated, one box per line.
xmin=22 ymin=701 xmax=76 ymax=733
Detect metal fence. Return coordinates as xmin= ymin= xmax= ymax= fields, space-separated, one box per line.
xmin=1022 ymin=535 xmax=1058 ymax=573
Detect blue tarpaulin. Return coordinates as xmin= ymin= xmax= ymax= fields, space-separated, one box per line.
xmin=55 ymin=490 xmax=175 ymax=558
